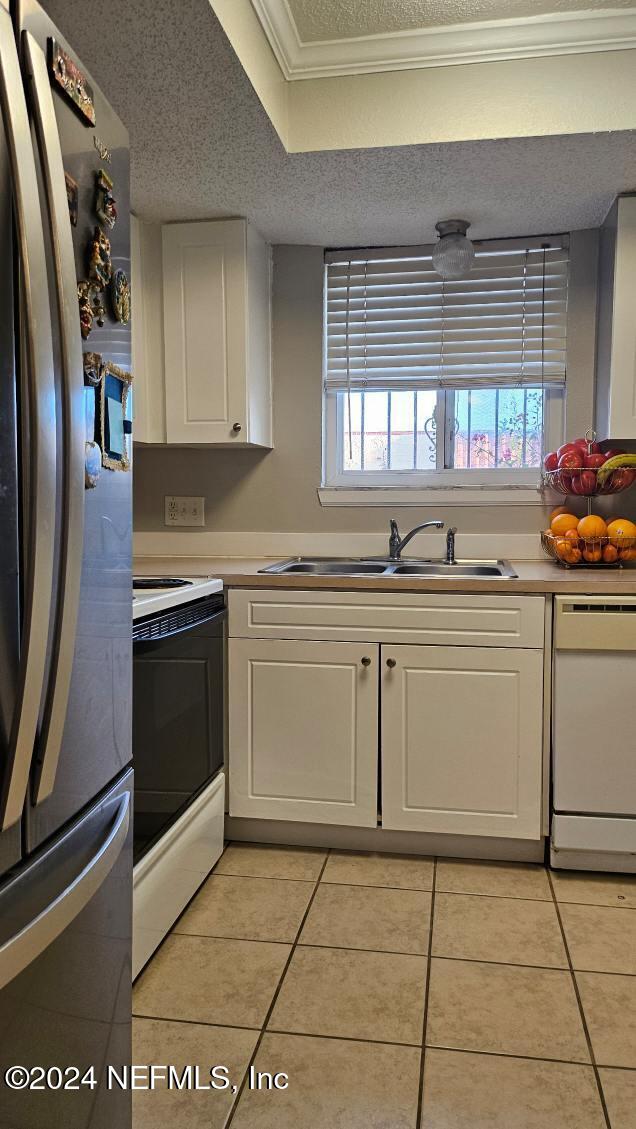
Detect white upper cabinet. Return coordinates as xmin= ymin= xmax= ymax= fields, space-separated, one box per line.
xmin=596 ymin=195 xmax=636 ymax=440
xmin=132 ymin=217 xmax=272 ymax=446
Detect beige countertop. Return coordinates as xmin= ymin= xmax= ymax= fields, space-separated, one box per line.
xmin=134 ymin=555 xmax=636 ymax=595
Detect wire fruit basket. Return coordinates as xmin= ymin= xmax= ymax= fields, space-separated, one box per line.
xmin=541 ymin=531 xmax=636 ymax=568
xmin=542 ymin=467 xmax=636 ymax=497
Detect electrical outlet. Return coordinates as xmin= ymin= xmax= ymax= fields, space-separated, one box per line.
xmin=164 ymin=496 xmax=205 ymax=527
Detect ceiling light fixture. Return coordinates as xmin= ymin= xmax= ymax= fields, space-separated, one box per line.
xmin=432 ymin=219 xmax=475 ymax=280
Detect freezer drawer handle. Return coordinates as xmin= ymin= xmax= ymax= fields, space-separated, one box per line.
xmin=0 ymin=6 xmax=57 ymax=830
xmin=23 ymin=33 xmax=85 ymax=807
xmin=0 ymin=790 xmax=130 ymax=992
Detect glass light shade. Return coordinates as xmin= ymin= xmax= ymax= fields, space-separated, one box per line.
xmin=432 ymin=222 xmax=475 ymax=280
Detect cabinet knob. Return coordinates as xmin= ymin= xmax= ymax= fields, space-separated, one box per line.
xmin=386 ymin=658 xmax=397 ymax=668
xmin=232 ymin=422 xmax=242 ymax=433
xmin=361 ymin=656 xmax=372 ymax=667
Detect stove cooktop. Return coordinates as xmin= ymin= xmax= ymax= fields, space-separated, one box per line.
xmin=132 ymin=577 xmax=193 ymax=590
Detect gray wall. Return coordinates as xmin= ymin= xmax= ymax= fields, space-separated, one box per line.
xmin=133 ymin=232 xmax=599 ymax=534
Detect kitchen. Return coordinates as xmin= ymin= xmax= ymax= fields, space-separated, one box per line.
xmin=1 ymin=0 xmax=636 ymax=1127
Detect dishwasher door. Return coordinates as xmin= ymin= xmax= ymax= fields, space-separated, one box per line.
xmin=553 ymin=595 xmax=636 ymax=817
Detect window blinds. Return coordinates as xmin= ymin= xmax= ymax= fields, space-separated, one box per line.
xmin=324 ymin=235 xmax=569 ymax=392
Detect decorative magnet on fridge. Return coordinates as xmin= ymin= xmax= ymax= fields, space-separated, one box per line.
xmin=110 ymin=269 xmax=131 ymax=324
xmin=88 ymin=226 xmax=112 ymax=288
xmin=78 ymin=281 xmax=94 ymax=339
xmin=65 ymin=172 xmax=78 ymax=226
xmin=83 ymin=351 xmax=106 ymax=386
xmin=95 ymin=169 xmax=117 ymax=229
xmin=97 ymin=362 xmax=132 ymax=471
xmin=48 ymin=39 xmax=96 ymax=126
xmin=77 ymin=282 xmax=106 ymax=339
xmin=84 ymin=441 xmax=101 ymax=489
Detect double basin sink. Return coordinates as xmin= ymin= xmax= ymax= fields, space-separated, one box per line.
xmin=260 ymin=558 xmax=517 ymax=579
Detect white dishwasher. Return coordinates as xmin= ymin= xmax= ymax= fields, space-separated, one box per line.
xmin=551 ymin=595 xmax=636 ymax=873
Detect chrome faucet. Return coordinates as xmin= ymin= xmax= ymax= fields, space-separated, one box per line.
xmin=388 ymin=518 xmax=444 ymax=560
xmin=445 ymin=526 xmax=458 ymax=565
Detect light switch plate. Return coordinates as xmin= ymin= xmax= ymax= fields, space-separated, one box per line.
xmin=164 ymin=495 xmax=205 ymax=527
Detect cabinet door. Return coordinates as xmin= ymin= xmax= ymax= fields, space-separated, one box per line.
xmin=229 ymin=639 xmax=378 ymax=826
xmin=162 ymin=220 xmax=246 ymax=444
xmin=381 ymin=645 xmax=543 ymax=839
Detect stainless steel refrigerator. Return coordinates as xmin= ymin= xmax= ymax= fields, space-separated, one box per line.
xmin=0 ymin=1 xmax=132 ymax=1124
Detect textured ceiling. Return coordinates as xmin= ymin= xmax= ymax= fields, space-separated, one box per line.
xmin=42 ymin=0 xmax=636 ymax=245
xmin=287 ymin=0 xmax=636 ymax=41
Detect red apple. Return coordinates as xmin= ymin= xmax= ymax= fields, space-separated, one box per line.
xmin=572 ymin=437 xmax=600 ymax=455
xmin=558 ymin=450 xmax=584 ymax=470
xmin=557 ymin=443 xmax=579 ymax=460
xmin=610 ymin=468 xmax=635 ymax=489
xmin=543 ymin=451 xmax=559 ymax=471
xmin=584 ymin=453 xmax=606 ymax=469
xmin=578 ymin=470 xmax=597 ymax=495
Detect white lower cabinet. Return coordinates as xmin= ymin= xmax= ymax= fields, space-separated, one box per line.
xmin=228 ymin=638 xmax=379 ymax=826
xmin=227 ymin=590 xmax=546 ymax=841
xmin=381 ymin=645 xmax=544 ymax=839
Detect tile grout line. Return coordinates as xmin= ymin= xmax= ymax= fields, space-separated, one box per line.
xmin=546 ymin=868 xmax=613 ymax=1129
xmin=131 ymin=1009 xmax=636 ymax=1072
xmin=224 ymin=848 xmax=332 ymax=1128
xmin=415 ymin=857 xmax=438 ymax=1129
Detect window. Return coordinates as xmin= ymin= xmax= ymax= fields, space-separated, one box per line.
xmin=322 ymin=236 xmax=568 ymax=490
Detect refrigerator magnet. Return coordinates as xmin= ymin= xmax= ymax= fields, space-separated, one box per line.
xmin=48 ymin=39 xmax=96 ymax=126
xmin=78 ymin=282 xmax=106 ymax=339
xmin=88 ymin=227 xmax=112 ymax=289
xmin=110 ymin=269 xmax=130 ymax=324
xmin=84 ymin=440 xmax=101 ymax=489
xmin=95 ymin=169 xmax=117 ymax=229
xmin=98 ymin=362 xmax=132 ymax=472
xmin=83 ymin=351 xmax=105 ymax=386
xmin=78 ymin=281 xmax=94 ymax=339
xmin=65 ymin=172 xmax=78 ymax=226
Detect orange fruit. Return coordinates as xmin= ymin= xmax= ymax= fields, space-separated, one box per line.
xmin=550 ymin=506 xmax=569 ymax=521
xmin=564 ymin=529 xmax=580 ymax=543
xmin=602 ymin=544 xmax=619 ymax=563
xmin=619 ymin=547 xmax=636 ymax=562
xmin=569 ymin=547 xmax=582 ymax=564
xmin=554 ymin=538 xmax=572 ymax=561
xmin=582 ymin=544 xmax=602 ymax=563
xmin=607 ymin=518 xmax=636 ymax=543
xmin=551 ymin=513 xmax=579 ymax=536
xmin=577 ymin=514 xmax=608 ymax=540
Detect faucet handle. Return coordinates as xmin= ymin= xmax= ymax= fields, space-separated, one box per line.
xmin=389 ymin=518 xmax=399 ymax=536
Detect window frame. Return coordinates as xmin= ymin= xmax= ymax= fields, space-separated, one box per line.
xmin=322 ymin=385 xmax=564 ymax=490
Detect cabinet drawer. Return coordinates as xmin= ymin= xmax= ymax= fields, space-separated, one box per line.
xmin=229 ymin=589 xmax=545 ymax=649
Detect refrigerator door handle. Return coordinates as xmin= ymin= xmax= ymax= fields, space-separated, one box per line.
xmin=0 ymin=789 xmax=130 ymax=991
xmin=0 ymin=6 xmax=57 ymax=831
xmin=22 ymin=32 xmax=85 ymax=806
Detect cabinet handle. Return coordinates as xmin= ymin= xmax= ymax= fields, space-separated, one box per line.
xmin=232 ymin=422 xmax=242 ymax=433
xmin=361 ymin=656 xmax=372 ymax=667
xmin=386 ymin=658 xmax=397 ymax=668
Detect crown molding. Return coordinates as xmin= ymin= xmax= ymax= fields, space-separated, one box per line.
xmin=249 ymin=1 xmax=636 ymax=80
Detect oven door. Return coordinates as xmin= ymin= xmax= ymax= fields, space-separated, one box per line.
xmin=132 ymin=598 xmax=226 ymax=862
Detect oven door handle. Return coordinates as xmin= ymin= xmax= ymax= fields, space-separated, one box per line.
xmin=133 ymin=607 xmax=227 ymax=649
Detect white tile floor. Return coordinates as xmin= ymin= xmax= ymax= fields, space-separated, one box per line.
xmin=132 ymin=844 xmax=636 ymax=1128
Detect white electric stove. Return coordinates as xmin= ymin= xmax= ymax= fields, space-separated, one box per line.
xmin=132 ymin=575 xmax=223 ymax=619
xmin=131 ymin=573 xmax=226 ymax=976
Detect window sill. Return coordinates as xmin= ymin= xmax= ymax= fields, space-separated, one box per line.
xmin=318 ymin=485 xmax=544 ymax=507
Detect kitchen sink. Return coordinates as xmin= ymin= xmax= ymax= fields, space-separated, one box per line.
xmin=265 ymin=561 xmax=388 ymax=576
xmin=392 ymin=562 xmax=517 ymax=578
xmin=259 ymin=557 xmax=517 ymax=579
